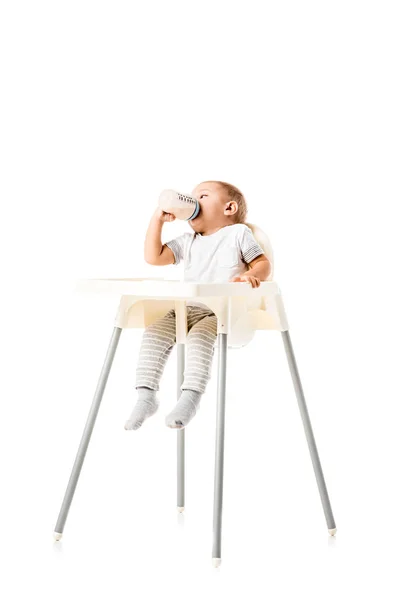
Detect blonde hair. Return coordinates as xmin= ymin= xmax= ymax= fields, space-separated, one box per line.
xmin=208 ymin=180 xmax=248 ymax=224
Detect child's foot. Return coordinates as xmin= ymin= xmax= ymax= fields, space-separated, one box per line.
xmin=165 ymin=389 xmax=202 ymax=429
xmin=124 ymin=387 xmax=160 ymax=430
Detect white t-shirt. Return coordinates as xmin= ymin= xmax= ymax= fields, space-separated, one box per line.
xmin=165 ymin=223 xmax=265 ymax=308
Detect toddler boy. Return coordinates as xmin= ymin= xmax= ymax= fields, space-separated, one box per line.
xmin=125 ymin=180 xmax=271 ymax=430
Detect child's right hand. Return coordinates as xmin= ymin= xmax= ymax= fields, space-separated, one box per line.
xmin=154 ymin=207 xmax=176 ymax=223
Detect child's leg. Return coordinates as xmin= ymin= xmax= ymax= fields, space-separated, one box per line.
xmin=125 ymin=309 xmax=176 ymax=430
xmin=165 ymin=311 xmax=218 ymax=429
xmin=135 ymin=308 xmax=177 ymax=390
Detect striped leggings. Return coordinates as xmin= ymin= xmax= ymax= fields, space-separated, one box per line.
xmin=135 ymin=305 xmax=218 ymax=394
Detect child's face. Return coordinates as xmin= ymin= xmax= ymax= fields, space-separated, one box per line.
xmin=189 ymin=181 xmax=237 ymax=233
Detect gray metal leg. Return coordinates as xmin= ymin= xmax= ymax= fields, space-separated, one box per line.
xmin=54 ymin=326 xmax=123 ymax=540
xmin=177 ymin=343 xmax=185 ymax=512
xmin=212 ymin=333 xmax=228 ymax=566
xmin=281 ymin=330 xmax=336 ymax=533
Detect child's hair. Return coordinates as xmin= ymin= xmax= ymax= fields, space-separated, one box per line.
xmin=209 ymin=180 xmax=248 ymax=224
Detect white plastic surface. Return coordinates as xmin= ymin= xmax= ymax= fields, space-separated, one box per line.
xmin=75 ymin=278 xmax=288 ymax=347
xmin=75 ymin=278 xmax=278 ymax=298
xmin=212 ymin=558 xmax=222 ymax=568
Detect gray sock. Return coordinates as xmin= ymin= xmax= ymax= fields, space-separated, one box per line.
xmin=165 ymin=389 xmax=202 ymax=429
xmin=124 ymin=386 xmax=160 ymax=430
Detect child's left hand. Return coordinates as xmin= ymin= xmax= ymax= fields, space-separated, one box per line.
xmin=230 ymin=275 xmax=261 ymax=288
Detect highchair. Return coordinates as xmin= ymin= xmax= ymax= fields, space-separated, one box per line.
xmin=53 ymin=223 xmax=337 ymax=567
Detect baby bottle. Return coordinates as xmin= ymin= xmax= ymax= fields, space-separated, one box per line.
xmin=158 ymin=189 xmax=200 ymax=221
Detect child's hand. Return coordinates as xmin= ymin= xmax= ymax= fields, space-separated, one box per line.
xmin=154 ymin=207 xmax=176 ymax=223
xmin=230 ymin=275 xmax=261 ymax=288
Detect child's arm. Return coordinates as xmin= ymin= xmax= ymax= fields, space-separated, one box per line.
xmin=230 ymin=225 xmax=272 ymax=287
xmin=144 ymin=207 xmax=176 ymax=266
xmin=245 ymin=255 xmax=271 ymax=280
xmin=230 ymin=255 xmax=271 ymax=287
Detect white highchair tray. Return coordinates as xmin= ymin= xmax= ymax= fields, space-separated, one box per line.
xmin=75 ymin=277 xmax=287 ymax=348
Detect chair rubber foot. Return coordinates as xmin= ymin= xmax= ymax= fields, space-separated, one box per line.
xmin=177 ymin=506 xmax=185 ymax=513
xmin=54 ymin=532 xmax=63 ymax=541
xmin=212 ymin=558 xmax=221 ymax=568
xmin=328 ymin=528 xmax=337 ymax=536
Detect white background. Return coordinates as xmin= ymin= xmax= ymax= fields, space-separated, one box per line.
xmin=1 ymin=1 xmax=399 ymax=598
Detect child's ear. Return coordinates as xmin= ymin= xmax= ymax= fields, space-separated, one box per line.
xmin=225 ymin=201 xmax=238 ymax=215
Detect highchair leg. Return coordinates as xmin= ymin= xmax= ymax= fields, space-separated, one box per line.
xmin=53 ymin=326 xmax=123 ymax=541
xmin=175 ymin=301 xmax=187 ymax=513
xmin=281 ymin=330 xmax=337 ymax=535
xmin=177 ymin=343 xmax=185 ymax=512
xmin=212 ymin=332 xmax=228 ymax=567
